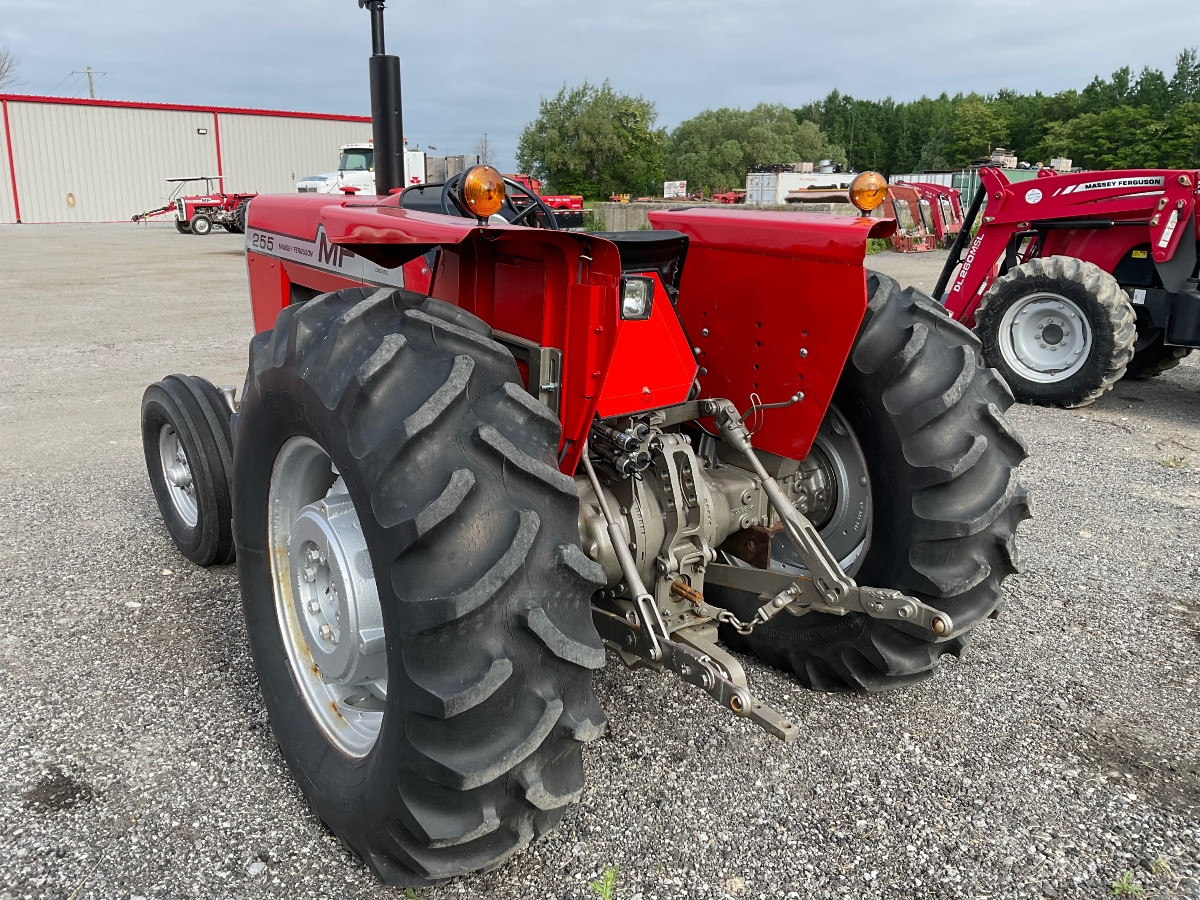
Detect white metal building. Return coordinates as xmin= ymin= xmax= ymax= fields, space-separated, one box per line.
xmin=0 ymin=94 xmax=373 ymax=224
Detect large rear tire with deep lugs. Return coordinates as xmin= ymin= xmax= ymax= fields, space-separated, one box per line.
xmin=718 ymin=272 xmax=1031 ymax=691
xmin=233 ymin=287 xmax=606 ymax=886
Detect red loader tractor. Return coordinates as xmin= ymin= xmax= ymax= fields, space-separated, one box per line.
xmin=140 ymin=2 xmax=1029 ymax=886
xmin=935 ymin=166 xmax=1200 ymax=407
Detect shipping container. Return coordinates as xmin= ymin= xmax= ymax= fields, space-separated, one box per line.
xmin=745 ymin=170 xmax=854 ymax=205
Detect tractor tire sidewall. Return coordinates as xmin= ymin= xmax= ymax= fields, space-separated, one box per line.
xmin=175 ymin=219 xmax=191 ymax=234
xmin=718 ymin=273 xmax=1030 ymax=691
xmin=141 ymin=375 xmax=234 ymax=566
xmin=233 ymin=288 xmax=605 ymax=884
xmin=1126 ymin=313 xmax=1192 ymax=379
xmin=189 ymin=214 xmax=212 ymax=236
xmin=974 ymin=257 xmax=1134 ymax=407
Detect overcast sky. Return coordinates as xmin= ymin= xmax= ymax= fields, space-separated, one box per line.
xmin=2 ymin=0 xmax=1198 ymax=172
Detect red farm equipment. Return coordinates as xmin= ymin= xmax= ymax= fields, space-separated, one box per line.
xmin=139 ymin=2 xmax=1029 ymax=886
xmin=504 ymin=173 xmax=585 ymax=228
xmin=935 ymin=165 xmax=1200 ymax=406
xmin=133 ymin=176 xmax=257 ymax=235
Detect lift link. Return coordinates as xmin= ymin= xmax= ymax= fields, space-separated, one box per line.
xmin=580 ymin=443 xmax=799 ymax=742
xmin=703 ymin=399 xmax=953 ymax=639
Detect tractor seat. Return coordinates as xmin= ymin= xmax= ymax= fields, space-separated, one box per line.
xmin=590 ymin=230 xmax=689 ymax=300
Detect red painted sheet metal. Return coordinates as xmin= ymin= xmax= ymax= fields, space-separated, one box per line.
xmin=595 ymin=277 xmax=698 ymax=419
xmin=649 ymin=208 xmax=890 ymax=461
xmin=2 ymin=99 xmax=21 ymax=222
xmin=0 ymin=93 xmax=370 ymax=123
xmin=648 ymin=207 xmax=894 ymax=264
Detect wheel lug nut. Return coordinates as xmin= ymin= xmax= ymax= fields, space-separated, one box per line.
xmin=308 ymin=600 xmax=320 ymax=613
xmin=319 ymin=624 xmax=334 ymax=642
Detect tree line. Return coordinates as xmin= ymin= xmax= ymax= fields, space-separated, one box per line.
xmin=517 ymin=48 xmax=1200 ymax=199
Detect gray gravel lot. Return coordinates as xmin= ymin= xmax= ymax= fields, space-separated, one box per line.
xmin=1 ymin=225 xmax=1198 ymax=900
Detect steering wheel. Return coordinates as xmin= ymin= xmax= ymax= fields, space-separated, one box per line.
xmin=439 ymin=170 xmax=561 ymax=230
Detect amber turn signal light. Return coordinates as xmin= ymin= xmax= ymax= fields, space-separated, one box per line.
xmin=849 ymin=171 xmax=888 ymax=213
xmin=461 ymin=166 xmax=506 ymax=219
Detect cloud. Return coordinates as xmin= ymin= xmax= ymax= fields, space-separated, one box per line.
xmin=3 ymin=0 xmax=1197 ymax=171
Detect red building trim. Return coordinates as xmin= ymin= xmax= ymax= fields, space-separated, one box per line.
xmin=212 ymin=111 xmax=224 ymax=179
xmin=1 ymin=99 xmax=21 ymax=223
xmin=0 ymin=93 xmax=370 ymax=124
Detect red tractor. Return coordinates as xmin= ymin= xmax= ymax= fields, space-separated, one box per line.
xmin=935 ymin=165 xmax=1199 ymax=406
xmin=133 ymin=176 xmax=257 ymax=235
xmin=140 ymin=3 xmax=1029 ymax=886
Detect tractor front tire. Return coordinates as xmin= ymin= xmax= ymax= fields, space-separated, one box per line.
xmin=174 ymin=219 xmax=191 ymax=234
xmin=141 ymin=374 xmax=235 ymax=566
xmin=974 ymin=256 xmax=1134 ymax=407
xmin=719 ymin=273 xmax=1031 ymax=691
xmin=233 ymin=287 xmax=606 ymax=886
xmin=189 ymin=213 xmax=213 ymax=236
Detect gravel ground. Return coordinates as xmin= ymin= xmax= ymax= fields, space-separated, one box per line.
xmin=0 ymin=225 xmax=1197 ymax=900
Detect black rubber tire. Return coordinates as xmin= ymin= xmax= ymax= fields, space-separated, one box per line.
xmin=141 ymin=374 xmax=235 ymax=567
xmin=175 ymin=219 xmax=191 ymax=234
xmin=189 ymin=213 xmax=213 ymax=236
xmin=717 ymin=272 xmax=1031 ymax=691
xmin=1125 ymin=316 xmax=1192 ymax=379
xmin=233 ymin=287 xmax=606 ymax=886
xmin=974 ymin=256 xmax=1135 ymax=407
xmin=233 ymin=200 xmax=249 ymax=234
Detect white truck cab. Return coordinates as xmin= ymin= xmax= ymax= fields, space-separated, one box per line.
xmin=296 ymin=142 xmax=427 ymax=195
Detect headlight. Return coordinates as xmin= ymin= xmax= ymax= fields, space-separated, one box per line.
xmin=849 ymin=171 xmax=888 ymax=212
xmin=461 ymin=165 xmax=506 ymax=219
xmin=620 ymin=276 xmax=654 ymax=320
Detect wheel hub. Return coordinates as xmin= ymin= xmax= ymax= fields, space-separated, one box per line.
xmin=288 ymin=490 xmax=386 ymax=687
xmin=268 ymin=438 xmax=386 ymax=758
xmin=998 ymin=292 xmax=1092 ymax=383
xmin=158 ymin=424 xmax=198 ymax=527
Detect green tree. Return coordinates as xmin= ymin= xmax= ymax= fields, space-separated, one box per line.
xmin=1169 ymin=47 xmax=1200 ymax=104
xmin=1160 ymin=102 xmax=1200 ymax=167
xmin=515 ymin=81 xmax=666 ymax=199
xmin=666 ymin=104 xmax=844 ymax=194
xmin=1039 ymin=106 xmax=1157 ymax=168
xmin=1132 ymin=66 xmax=1171 ymax=116
xmin=949 ymin=94 xmax=1010 ymax=165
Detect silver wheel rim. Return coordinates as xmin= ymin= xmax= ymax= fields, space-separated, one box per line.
xmin=996 ymin=291 xmax=1092 ymax=383
xmin=158 ymin=424 xmax=198 ymax=528
xmin=268 ymin=437 xmax=386 ymax=758
xmin=772 ymin=404 xmax=872 ymax=576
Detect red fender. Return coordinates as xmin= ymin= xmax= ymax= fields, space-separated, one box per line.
xmin=649 ymin=207 xmax=895 ymax=461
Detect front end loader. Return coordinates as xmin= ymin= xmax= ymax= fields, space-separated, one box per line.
xmin=935 ymin=165 xmax=1200 ymax=407
xmin=139 ymin=2 xmax=1030 ymax=886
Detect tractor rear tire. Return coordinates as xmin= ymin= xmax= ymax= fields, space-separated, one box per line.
xmin=141 ymin=374 xmax=235 ymax=566
xmin=232 ymin=200 xmax=249 ymax=234
xmin=718 ymin=273 xmax=1031 ymax=691
xmin=1125 ymin=320 xmax=1192 ymax=379
xmin=175 ymin=219 xmax=191 ymax=234
xmin=973 ymin=256 xmax=1135 ymax=407
xmin=233 ymin=287 xmax=606 ymax=886
xmin=189 ymin=213 xmax=213 ymax=236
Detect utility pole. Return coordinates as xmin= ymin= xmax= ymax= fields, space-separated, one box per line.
xmin=71 ymin=66 xmax=106 ymax=99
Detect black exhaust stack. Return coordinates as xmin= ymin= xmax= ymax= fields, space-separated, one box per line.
xmin=360 ymin=0 xmax=404 ymax=196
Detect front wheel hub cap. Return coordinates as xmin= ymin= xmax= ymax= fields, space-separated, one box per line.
xmin=999 ymin=292 xmax=1092 ymax=383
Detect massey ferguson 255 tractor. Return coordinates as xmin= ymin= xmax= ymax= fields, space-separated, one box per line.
xmin=935 ymin=165 xmax=1200 ymax=407
xmin=140 ymin=1 xmax=1029 ymax=886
